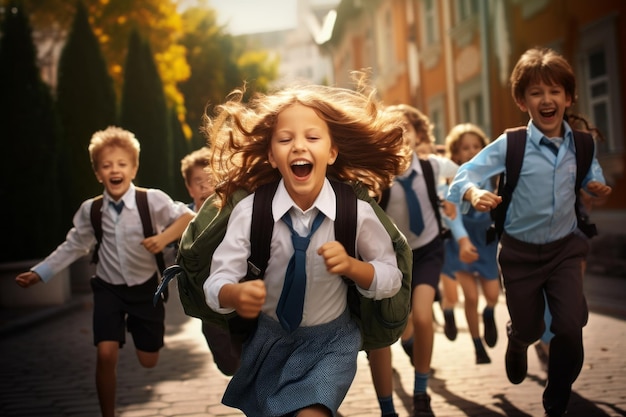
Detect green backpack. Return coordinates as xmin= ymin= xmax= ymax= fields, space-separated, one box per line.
xmin=155 ymin=179 xmax=412 ymax=351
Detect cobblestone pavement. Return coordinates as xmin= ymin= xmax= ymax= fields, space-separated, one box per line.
xmin=0 ymin=283 xmax=624 ymax=417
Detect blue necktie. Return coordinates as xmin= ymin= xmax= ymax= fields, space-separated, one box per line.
xmin=109 ymin=200 xmax=124 ymax=214
xmin=396 ymin=170 xmax=424 ymax=236
xmin=540 ymin=138 xmax=559 ymax=156
xmin=276 ymin=210 xmax=326 ymax=332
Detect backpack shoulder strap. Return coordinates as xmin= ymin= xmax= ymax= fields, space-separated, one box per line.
xmin=90 ymin=195 xmax=104 ymax=264
xmin=246 ymin=181 xmax=280 ymax=281
xmin=329 ymin=180 xmax=357 ymax=258
xmin=572 ymin=130 xmax=594 ymax=191
xmin=572 ymin=129 xmax=598 ymax=238
xmin=419 ymin=158 xmax=443 ymax=233
xmin=378 ymin=187 xmax=391 ymax=212
xmin=492 ymin=127 xmax=526 ymax=236
xmin=135 ymin=187 xmax=166 ymax=275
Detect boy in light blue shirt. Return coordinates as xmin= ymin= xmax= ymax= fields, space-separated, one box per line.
xmin=447 ymin=47 xmax=611 ymax=417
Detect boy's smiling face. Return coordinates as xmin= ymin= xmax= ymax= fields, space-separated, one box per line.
xmin=268 ymin=103 xmax=337 ymax=211
xmin=516 ymin=80 xmax=572 ymax=138
xmin=94 ymin=146 xmax=138 ymax=201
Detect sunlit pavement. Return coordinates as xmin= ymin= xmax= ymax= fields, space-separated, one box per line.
xmin=0 ymin=282 xmax=624 ymax=417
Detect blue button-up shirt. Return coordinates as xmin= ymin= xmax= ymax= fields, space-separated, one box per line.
xmin=446 ymin=121 xmax=607 ymax=244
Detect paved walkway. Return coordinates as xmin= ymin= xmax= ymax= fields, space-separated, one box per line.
xmin=0 ymin=283 xmax=625 ymax=417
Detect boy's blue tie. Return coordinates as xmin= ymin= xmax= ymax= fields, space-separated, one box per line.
xmin=540 ymin=137 xmax=559 ymax=156
xmin=109 ymin=200 xmax=124 ymax=214
xmin=396 ymin=170 xmax=424 ymax=236
xmin=276 ymin=210 xmax=326 ymax=332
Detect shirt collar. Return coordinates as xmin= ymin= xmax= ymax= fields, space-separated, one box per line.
xmin=272 ymin=178 xmax=337 ymax=222
xmin=399 ymin=152 xmax=421 ymax=179
xmin=528 ymin=120 xmax=574 ymax=146
xmin=103 ymin=183 xmax=136 ymax=210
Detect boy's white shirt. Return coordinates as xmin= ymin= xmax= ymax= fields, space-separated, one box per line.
xmin=384 ymin=153 xmax=446 ymax=250
xmin=204 ymin=178 xmax=402 ymax=327
xmin=32 ymin=184 xmax=194 ymax=286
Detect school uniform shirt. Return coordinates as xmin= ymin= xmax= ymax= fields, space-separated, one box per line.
xmin=32 ymin=184 xmax=194 ymax=286
xmin=385 ymin=152 xmax=442 ymax=250
xmin=204 ymin=178 xmax=402 ymax=327
xmin=447 ymin=121 xmax=607 ymax=245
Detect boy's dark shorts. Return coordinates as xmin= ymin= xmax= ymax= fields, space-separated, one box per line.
xmin=411 ymin=236 xmax=444 ymax=290
xmin=90 ymin=274 xmax=165 ymax=352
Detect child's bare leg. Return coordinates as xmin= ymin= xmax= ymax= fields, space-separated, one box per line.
xmin=457 ymin=271 xmax=480 ymax=338
xmin=412 ymin=284 xmax=436 ymax=372
xmin=368 ymin=346 xmax=393 ymax=397
xmin=96 ymin=341 xmax=119 ymax=417
xmin=136 ymin=350 xmax=159 ymax=368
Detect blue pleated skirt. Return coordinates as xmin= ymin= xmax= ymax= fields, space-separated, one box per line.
xmin=222 ymin=309 xmax=361 ymax=416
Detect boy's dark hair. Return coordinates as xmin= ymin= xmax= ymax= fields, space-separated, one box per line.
xmin=510 ymin=47 xmax=577 ymax=105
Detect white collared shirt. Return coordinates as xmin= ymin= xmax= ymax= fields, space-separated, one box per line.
xmin=32 ymin=184 xmax=194 ymax=286
xmin=385 ymin=153 xmax=441 ymax=249
xmin=204 ymin=178 xmax=402 ymax=327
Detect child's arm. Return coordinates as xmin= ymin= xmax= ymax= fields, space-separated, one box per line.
xmin=463 ymin=186 xmax=502 ymax=212
xmin=15 ymin=271 xmax=42 ymax=288
xmin=218 ymin=281 xmax=267 ymax=318
xmin=317 ymin=241 xmax=375 ymax=290
xmin=458 ymin=237 xmax=479 ymax=264
xmin=142 ymin=212 xmax=194 ymax=254
xmin=586 ymin=181 xmax=612 ymax=199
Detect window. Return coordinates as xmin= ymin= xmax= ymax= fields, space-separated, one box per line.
xmin=423 ymin=0 xmax=439 ymax=46
xmin=428 ymin=94 xmax=446 ymax=145
xmin=455 ymin=0 xmax=479 ymax=23
xmin=578 ymin=15 xmax=623 ymax=153
xmin=457 ymin=77 xmax=485 ymax=131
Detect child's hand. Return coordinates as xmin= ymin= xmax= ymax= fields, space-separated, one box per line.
xmin=15 ymin=271 xmax=42 ymax=288
xmin=141 ymin=235 xmax=167 ymax=254
xmin=458 ymin=237 xmax=479 ymax=264
xmin=442 ymin=200 xmax=456 ymax=220
xmin=465 ymin=187 xmax=502 ymax=212
xmin=219 ymin=281 xmax=266 ymax=319
xmin=317 ymin=241 xmax=351 ymax=276
xmin=587 ymin=181 xmax=612 ymax=198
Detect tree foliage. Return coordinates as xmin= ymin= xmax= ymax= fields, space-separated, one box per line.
xmin=55 ymin=1 xmax=117 ymax=228
xmin=5 ymin=0 xmax=190 ymax=132
xmin=178 ymin=5 xmax=279 ymax=145
xmin=0 ymin=2 xmax=61 ymax=261
xmin=120 ymin=29 xmax=173 ymax=194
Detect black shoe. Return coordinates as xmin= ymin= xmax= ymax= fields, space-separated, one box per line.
xmin=505 ymin=340 xmax=528 ymax=384
xmin=483 ymin=307 xmax=497 ymax=347
xmin=443 ymin=309 xmax=457 ymax=341
xmin=413 ymin=392 xmax=435 ymax=417
xmin=476 ymin=348 xmax=491 ymax=364
xmin=382 ymin=414 xmax=399 ymax=417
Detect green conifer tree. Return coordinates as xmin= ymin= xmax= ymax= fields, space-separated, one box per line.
xmin=120 ymin=29 xmax=173 ymax=193
xmin=0 ymin=2 xmax=61 ymax=261
xmin=170 ymin=107 xmax=193 ymax=202
xmin=56 ymin=1 xmax=117 ymax=229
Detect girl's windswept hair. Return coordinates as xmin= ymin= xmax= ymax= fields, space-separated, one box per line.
xmin=202 ymin=72 xmax=411 ymax=206
xmin=510 ymin=47 xmax=577 ymax=105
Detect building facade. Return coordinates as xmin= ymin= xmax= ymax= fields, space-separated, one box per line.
xmin=324 ymin=0 xmax=625 ymax=209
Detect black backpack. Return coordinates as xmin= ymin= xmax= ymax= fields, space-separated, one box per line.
xmin=490 ymin=127 xmax=597 ymax=239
